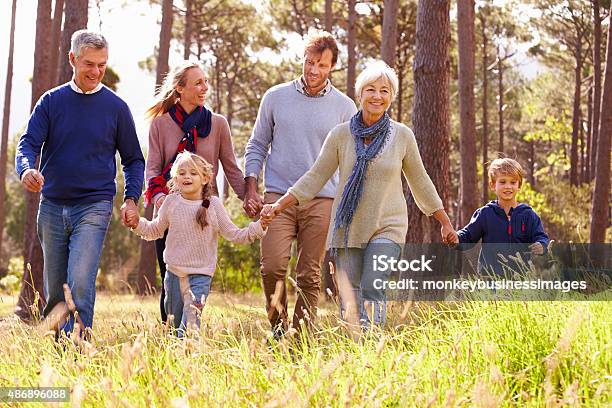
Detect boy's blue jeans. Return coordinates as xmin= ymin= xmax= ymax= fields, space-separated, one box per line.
xmin=335 ymin=238 xmax=401 ymax=328
xmin=37 ymin=198 xmax=112 ymax=334
xmin=164 ymin=271 xmax=212 ymax=336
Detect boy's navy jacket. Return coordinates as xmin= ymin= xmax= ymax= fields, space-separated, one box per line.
xmin=457 ymin=200 xmax=550 ymax=274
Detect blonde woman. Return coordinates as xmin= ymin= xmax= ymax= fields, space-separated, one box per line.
xmin=144 ymin=61 xmax=247 ymax=322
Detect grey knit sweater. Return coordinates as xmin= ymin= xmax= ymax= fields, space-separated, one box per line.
xmin=244 ymin=80 xmax=357 ymax=197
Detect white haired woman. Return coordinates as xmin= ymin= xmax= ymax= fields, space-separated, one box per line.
xmin=144 ymin=61 xmax=247 ymax=323
xmin=261 ymin=60 xmax=457 ymax=329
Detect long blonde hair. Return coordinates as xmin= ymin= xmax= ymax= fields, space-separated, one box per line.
xmin=145 ymin=61 xmax=204 ymax=119
xmin=168 ymin=152 xmax=214 ymax=229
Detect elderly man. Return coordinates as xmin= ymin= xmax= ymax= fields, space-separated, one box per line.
xmin=15 ymin=30 xmax=144 ymax=335
xmin=244 ymin=30 xmax=357 ymax=337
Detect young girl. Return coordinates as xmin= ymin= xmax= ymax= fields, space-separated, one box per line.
xmin=127 ymin=151 xmax=266 ymax=335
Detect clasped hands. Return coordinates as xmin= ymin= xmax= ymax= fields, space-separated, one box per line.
xmin=260 ymin=202 xmax=282 ymax=227
xmin=121 ymin=199 xmax=140 ymax=229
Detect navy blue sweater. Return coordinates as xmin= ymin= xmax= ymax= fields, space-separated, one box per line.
xmin=15 ymin=84 xmax=144 ymax=204
xmin=457 ymin=201 xmax=550 ymax=274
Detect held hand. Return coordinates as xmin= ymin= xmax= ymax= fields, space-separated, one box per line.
xmin=120 ymin=199 xmax=138 ymax=227
xmin=243 ymin=177 xmax=263 ymax=218
xmin=441 ymin=224 xmax=458 ymax=245
xmin=259 ymin=215 xmax=269 ymax=230
xmin=243 ymin=192 xmax=263 ymax=218
xmin=126 ymin=208 xmax=139 ymax=229
xmin=260 ymin=203 xmax=280 ymax=225
xmin=20 ymin=169 xmax=45 ymax=192
xmin=529 ymin=242 xmax=544 ymax=255
xmin=246 ymin=197 xmax=263 ymax=217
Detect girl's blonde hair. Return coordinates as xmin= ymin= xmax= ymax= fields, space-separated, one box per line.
xmin=145 ymin=61 xmax=204 ymax=119
xmin=168 ymin=152 xmax=214 ymax=229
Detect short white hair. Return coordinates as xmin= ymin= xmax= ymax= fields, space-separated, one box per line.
xmin=71 ymin=30 xmax=108 ymax=57
xmin=355 ymin=60 xmax=399 ymax=103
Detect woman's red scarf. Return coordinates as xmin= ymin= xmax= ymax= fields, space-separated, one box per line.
xmin=144 ymin=103 xmax=212 ymax=206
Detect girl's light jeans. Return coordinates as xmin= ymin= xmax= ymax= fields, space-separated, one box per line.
xmin=164 ymin=270 xmax=212 ymax=336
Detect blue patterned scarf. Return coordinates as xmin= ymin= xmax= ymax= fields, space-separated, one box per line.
xmin=333 ymin=111 xmax=391 ymax=249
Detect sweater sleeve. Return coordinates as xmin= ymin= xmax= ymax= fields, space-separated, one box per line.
xmin=133 ymin=196 xmax=171 ymax=240
xmin=244 ymin=91 xmax=273 ymax=179
xmin=457 ymin=208 xmax=485 ymax=250
xmin=15 ymin=93 xmax=50 ymax=178
xmin=288 ymin=128 xmax=340 ymax=204
xmin=212 ymin=198 xmax=265 ymax=244
xmin=401 ymin=127 xmax=444 ymax=216
xmin=116 ymin=101 xmax=145 ymax=201
xmin=217 ymin=116 xmax=246 ymax=200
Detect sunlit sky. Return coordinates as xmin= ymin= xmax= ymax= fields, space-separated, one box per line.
xmin=0 ymin=0 xmax=544 ymax=151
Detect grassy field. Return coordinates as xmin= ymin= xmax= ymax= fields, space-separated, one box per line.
xmin=0 ymin=291 xmax=610 ymax=407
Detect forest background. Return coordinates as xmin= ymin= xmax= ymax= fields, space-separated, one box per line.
xmin=0 ymin=0 xmax=610 ymax=320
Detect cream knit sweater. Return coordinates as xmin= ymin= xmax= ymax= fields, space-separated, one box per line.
xmin=134 ymin=194 xmax=265 ymax=276
xmin=288 ymin=120 xmax=443 ymax=248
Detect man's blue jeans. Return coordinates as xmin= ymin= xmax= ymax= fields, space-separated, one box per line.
xmin=37 ymin=198 xmax=112 ymax=334
xmin=336 ymin=238 xmax=401 ymax=328
xmin=164 ymin=271 xmax=212 ymax=337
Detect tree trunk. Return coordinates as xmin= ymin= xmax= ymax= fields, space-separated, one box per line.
xmin=586 ymin=85 xmax=593 ymax=181
xmin=183 ymin=0 xmax=192 ymax=59
xmin=156 ymin=0 xmax=173 ymax=86
xmin=481 ymin=13 xmax=489 ymax=204
xmin=325 ymin=0 xmax=333 ymax=32
xmin=214 ymin=58 xmax=222 ymax=114
xmin=579 ymin=113 xmax=585 ymax=183
xmin=590 ymin=0 xmax=602 ymax=181
xmin=397 ymin=59 xmax=404 ymax=122
xmin=381 ymin=0 xmax=399 ymax=68
xmin=497 ymin=46 xmax=504 ymax=155
xmin=49 ymin=0 xmax=64 ymax=86
xmin=457 ymin=0 xmax=478 ymax=227
xmin=570 ymin=42 xmax=583 ymax=186
xmin=347 ymin=0 xmax=357 ymax=100
xmin=16 ymin=0 xmax=53 ymax=322
xmin=528 ymin=139 xmax=535 ymax=187
xmin=589 ymin=2 xmax=612 ymax=243
xmin=0 ymin=0 xmax=18 ymax=276
xmin=406 ymin=0 xmax=451 ymax=243
xmin=58 ymin=0 xmax=89 ymax=84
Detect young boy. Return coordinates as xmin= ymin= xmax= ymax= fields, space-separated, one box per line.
xmin=456 ymin=158 xmax=550 ymax=275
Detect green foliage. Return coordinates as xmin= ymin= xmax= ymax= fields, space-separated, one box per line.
xmin=214 ymin=196 xmax=261 ymax=293
xmin=0 ymin=256 xmax=23 ymax=292
xmin=518 ymin=182 xmax=592 ymax=242
xmin=4 ymin=133 xmax=25 ymax=254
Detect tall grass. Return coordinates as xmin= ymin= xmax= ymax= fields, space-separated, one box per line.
xmin=0 ymin=293 xmax=609 ymax=407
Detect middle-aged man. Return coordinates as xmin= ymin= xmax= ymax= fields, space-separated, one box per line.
xmin=244 ymin=30 xmax=357 ymax=338
xmin=15 ymin=30 xmax=145 ymax=335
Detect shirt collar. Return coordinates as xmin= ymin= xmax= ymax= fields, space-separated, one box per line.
xmin=294 ymin=76 xmax=332 ymax=98
xmin=69 ymin=79 xmax=104 ymax=95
